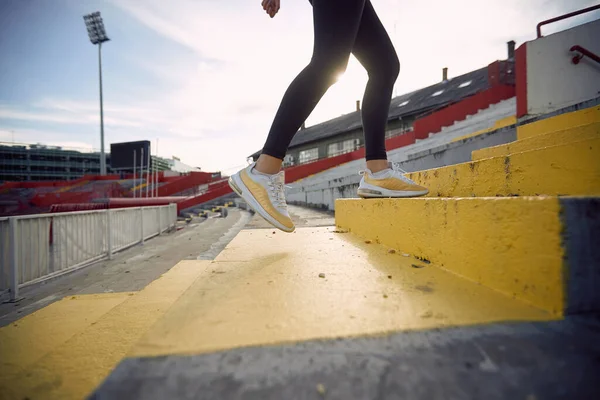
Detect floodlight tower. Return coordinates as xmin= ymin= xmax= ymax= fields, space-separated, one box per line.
xmin=83 ymin=11 xmax=110 ymax=176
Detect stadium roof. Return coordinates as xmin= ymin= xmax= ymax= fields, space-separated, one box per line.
xmin=249 ymin=65 xmax=490 ymax=159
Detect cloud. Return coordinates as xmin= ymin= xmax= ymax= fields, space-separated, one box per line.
xmin=0 ymin=128 xmax=98 ymax=152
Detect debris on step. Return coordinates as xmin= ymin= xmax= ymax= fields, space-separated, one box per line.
xmin=318 ymin=273 xmax=326 ymax=278
xmin=316 ymin=383 xmax=326 ymax=395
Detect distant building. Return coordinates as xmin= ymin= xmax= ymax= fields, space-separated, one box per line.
xmin=0 ymin=143 xmax=112 ymax=182
xmin=165 ymin=156 xmax=202 ymax=173
xmin=249 ymin=64 xmax=504 ymax=166
xmin=0 ymin=143 xmax=197 ymax=182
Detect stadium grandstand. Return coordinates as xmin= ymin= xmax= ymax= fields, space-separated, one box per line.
xmin=1 ymin=7 xmax=599 ymax=399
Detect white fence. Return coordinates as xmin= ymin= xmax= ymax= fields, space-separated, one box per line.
xmin=0 ymin=204 xmax=177 ymax=301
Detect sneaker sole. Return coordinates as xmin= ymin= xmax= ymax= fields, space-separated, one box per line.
xmin=357 ymin=186 xmax=429 ymax=198
xmin=229 ymin=173 xmax=295 ymax=233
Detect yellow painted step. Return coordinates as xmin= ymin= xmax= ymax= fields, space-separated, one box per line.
xmin=130 ymin=228 xmax=553 ymax=360
xmin=518 ymin=105 xmax=600 ymax=140
xmin=451 ymin=115 xmax=516 ymax=143
xmin=406 ymin=137 xmax=600 ymax=197
xmin=335 ymin=196 xmax=598 ymax=316
xmin=472 ymin=123 xmax=600 ymax=160
xmin=0 ymin=293 xmax=130 ymax=379
xmin=0 ymin=261 xmax=210 ymax=400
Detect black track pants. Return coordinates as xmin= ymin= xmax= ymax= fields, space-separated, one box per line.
xmin=261 ymin=0 xmax=400 ymax=161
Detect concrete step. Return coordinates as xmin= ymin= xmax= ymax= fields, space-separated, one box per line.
xmin=450 ymin=115 xmax=516 ymax=143
xmin=128 ymin=228 xmax=552 ymax=361
xmin=0 ymin=261 xmax=210 ymax=400
xmin=472 ymin=122 xmax=600 ymax=161
xmin=517 ymin=105 xmax=600 ymax=140
xmin=406 ymin=137 xmax=600 ymax=197
xmin=335 ymin=196 xmax=600 ymax=316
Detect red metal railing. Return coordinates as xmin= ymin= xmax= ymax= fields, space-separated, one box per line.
xmin=570 ymin=45 xmax=600 ymax=66
xmin=537 ymin=4 xmax=600 ymax=38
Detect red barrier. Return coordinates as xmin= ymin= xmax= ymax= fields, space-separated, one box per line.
xmin=284 ymin=152 xmax=355 ymax=183
xmin=516 ymin=43 xmax=528 ymax=118
xmin=385 ymin=131 xmax=417 ymax=151
xmin=176 ymin=182 xmax=233 ymax=213
xmin=107 ymin=197 xmax=188 ymax=208
xmin=413 ymin=85 xmax=516 ymax=139
xmin=157 ymin=172 xmax=216 ymax=196
xmin=30 ymin=191 xmax=93 ymax=207
xmin=49 ymin=203 xmax=108 ymax=213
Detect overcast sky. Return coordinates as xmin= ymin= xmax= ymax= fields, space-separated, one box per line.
xmin=0 ymin=0 xmax=598 ymax=175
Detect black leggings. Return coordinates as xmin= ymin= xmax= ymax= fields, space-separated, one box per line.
xmin=261 ymin=0 xmax=400 ymax=162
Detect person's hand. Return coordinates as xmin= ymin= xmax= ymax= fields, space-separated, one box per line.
xmin=261 ymin=0 xmax=280 ymax=18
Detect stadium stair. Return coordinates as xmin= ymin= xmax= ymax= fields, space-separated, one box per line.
xmin=336 ymin=105 xmax=600 ymax=316
xmin=1 ymin=111 xmax=597 ymax=400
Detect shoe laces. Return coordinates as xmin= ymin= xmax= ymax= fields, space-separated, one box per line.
xmin=267 ymin=173 xmax=289 ymax=208
xmin=390 ymin=161 xmax=417 ymax=184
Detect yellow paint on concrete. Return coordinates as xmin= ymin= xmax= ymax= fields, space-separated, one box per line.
xmin=131 ymin=228 xmax=553 ymax=359
xmin=335 ymin=197 xmax=566 ymax=315
xmin=407 ymin=137 xmax=600 ymax=197
xmin=473 ymin=123 xmax=600 ymax=160
xmin=517 ymin=105 xmax=600 ymax=140
xmin=0 ymin=293 xmax=129 ymax=377
xmin=451 ymin=115 xmax=517 ymax=143
xmin=130 ymin=182 xmax=148 ymax=192
xmin=56 ymin=180 xmax=88 ymax=193
xmin=0 ymin=261 xmax=210 ymax=400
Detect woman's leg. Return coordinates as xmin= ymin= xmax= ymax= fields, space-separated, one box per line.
xmin=351 ymin=0 xmax=400 ymax=173
xmin=257 ymin=0 xmax=367 ymax=174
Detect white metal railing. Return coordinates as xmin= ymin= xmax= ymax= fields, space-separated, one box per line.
xmin=0 ymin=204 xmax=177 ymax=301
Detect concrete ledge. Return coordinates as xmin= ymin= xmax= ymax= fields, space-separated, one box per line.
xmin=407 ymin=138 xmax=600 ymax=197
xmin=335 ymin=196 xmax=600 ymax=316
xmin=517 ymin=105 xmax=600 ymax=140
xmin=472 ymin=123 xmax=600 ymax=160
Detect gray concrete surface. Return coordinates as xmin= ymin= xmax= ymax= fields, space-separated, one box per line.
xmin=90 ymin=316 xmax=600 ymax=400
xmin=562 ymin=197 xmax=600 ymax=314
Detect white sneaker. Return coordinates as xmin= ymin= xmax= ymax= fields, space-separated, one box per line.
xmin=357 ymin=162 xmax=429 ymax=198
xmin=229 ymin=163 xmax=295 ymax=232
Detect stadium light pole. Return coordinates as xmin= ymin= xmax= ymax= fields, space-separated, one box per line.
xmin=83 ymin=11 xmax=109 ymax=176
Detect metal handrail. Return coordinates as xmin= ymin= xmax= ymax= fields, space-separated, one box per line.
xmin=537 ymin=4 xmax=600 ymax=37
xmin=570 ymin=45 xmax=600 ymax=66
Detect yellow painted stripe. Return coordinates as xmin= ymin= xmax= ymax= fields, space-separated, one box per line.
xmin=335 ymin=197 xmax=565 ymax=315
xmin=0 ymin=261 xmax=210 ymax=400
xmin=472 ymin=123 xmax=600 ymax=160
xmin=407 ymin=138 xmax=600 ymax=197
xmin=56 ymin=180 xmax=88 ymax=193
xmin=517 ymin=105 xmax=600 ymax=140
xmin=131 ymin=228 xmax=552 ymax=359
xmin=130 ymin=182 xmax=148 ymax=192
xmin=451 ymin=115 xmax=517 ymax=143
xmin=0 ymin=293 xmax=130 ymax=376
